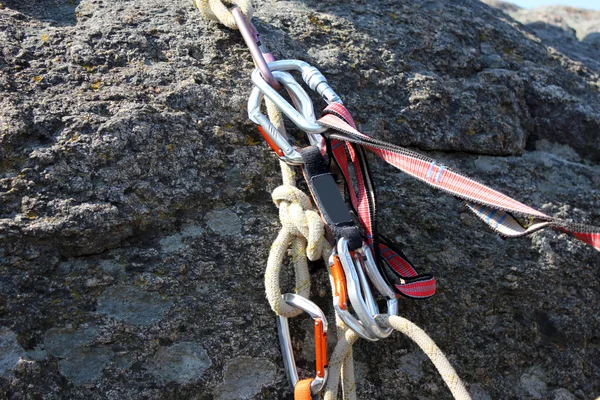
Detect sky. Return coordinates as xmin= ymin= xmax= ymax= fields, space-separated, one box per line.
xmin=510 ymin=0 xmax=600 ymax=10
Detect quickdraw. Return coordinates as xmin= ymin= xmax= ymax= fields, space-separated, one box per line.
xmin=195 ymin=2 xmax=599 ymax=399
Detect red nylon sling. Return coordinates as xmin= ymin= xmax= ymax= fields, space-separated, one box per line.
xmin=319 ymin=103 xmax=600 ymax=252
xmin=324 ymin=103 xmax=437 ymax=299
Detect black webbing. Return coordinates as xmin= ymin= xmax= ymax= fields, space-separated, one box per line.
xmin=300 ymin=146 xmax=362 ymax=251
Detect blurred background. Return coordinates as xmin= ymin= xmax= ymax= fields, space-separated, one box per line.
xmin=511 ymin=0 xmax=600 ymax=10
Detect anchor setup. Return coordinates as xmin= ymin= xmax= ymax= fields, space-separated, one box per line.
xmin=195 ymin=1 xmax=599 ymax=398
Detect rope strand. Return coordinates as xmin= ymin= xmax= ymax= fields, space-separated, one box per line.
xmin=376 ymin=315 xmax=472 ymax=400
xmin=195 ymin=0 xmax=253 ymax=29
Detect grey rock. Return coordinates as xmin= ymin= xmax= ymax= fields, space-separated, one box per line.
xmin=470 ymin=383 xmax=493 ymax=400
xmin=43 ymin=325 xmax=112 ymax=385
xmin=485 ymin=2 xmax=600 ymax=41
xmin=551 ymin=388 xmax=576 ymax=400
xmin=399 ymin=351 xmax=426 ymax=381
xmin=113 ymin=353 xmax=133 ymax=371
xmin=99 ymin=259 xmax=125 ymax=276
xmin=534 ymin=139 xmax=581 ymax=162
xmin=520 ymin=366 xmax=548 ymax=399
xmin=96 ymin=286 xmax=171 ymax=327
xmin=25 ymin=345 xmax=48 ymax=361
xmin=181 ymin=224 xmax=205 ymax=238
xmin=58 ymin=347 xmax=112 ymax=385
xmin=205 ymin=208 xmax=242 ymax=236
xmin=0 ymin=0 xmax=599 ymax=399
xmin=159 ymin=223 xmax=205 ymax=253
xmin=44 ymin=325 xmax=100 ymax=359
xmin=0 ymin=328 xmax=24 ymax=377
xmin=57 ymin=259 xmax=89 ymax=275
xmin=159 ymin=233 xmax=187 ymax=253
xmin=148 ymin=342 xmax=211 ymax=383
xmin=482 ymin=1 xmax=600 ymax=71
xmin=215 ymin=358 xmax=277 ymax=400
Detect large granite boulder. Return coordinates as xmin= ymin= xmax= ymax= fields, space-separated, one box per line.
xmin=0 ymin=0 xmax=598 ymax=399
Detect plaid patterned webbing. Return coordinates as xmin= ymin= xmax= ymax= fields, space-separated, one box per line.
xmin=320 ymin=103 xmax=600 ymax=252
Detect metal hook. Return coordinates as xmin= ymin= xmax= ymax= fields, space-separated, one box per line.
xmin=337 ymin=238 xmax=395 ymax=339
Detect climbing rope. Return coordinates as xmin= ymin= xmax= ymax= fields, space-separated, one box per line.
xmin=376 ymin=315 xmax=471 ymax=400
xmin=195 ymin=0 xmax=253 ymax=29
xmin=264 ymin=99 xmax=331 ymax=317
xmin=323 ymin=273 xmax=359 ymax=400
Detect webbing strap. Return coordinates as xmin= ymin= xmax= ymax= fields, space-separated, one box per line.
xmin=379 ymin=242 xmax=437 ymax=299
xmin=300 ymin=147 xmax=362 ymax=251
xmin=325 ymin=106 xmax=437 ymax=298
xmin=319 ymin=103 xmax=600 ymax=252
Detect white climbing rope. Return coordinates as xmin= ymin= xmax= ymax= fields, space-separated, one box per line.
xmin=325 ymin=269 xmax=359 ymax=400
xmin=263 ymin=99 xmax=331 ymax=317
xmin=375 ymin=315 xmax=472 ymax=400
xmin=195 ymin=0 xmax=253 ymax=29
xmin=323 ymin=284 xmax=471 ymax=400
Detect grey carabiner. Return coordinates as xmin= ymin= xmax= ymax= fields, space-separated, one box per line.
xmin=360 ymin=244 xmax=398 ymax=317
xmin=248 ymin=87 xmax=303 ymax=165
xmin=248 ymin=70 xmax=326 ymax=164
xmin=277 ymin=294 xmax=329 ymax=397
xmin=267 ymin=60 xmax=343 ymax=105
xmin=328 ymin=253 xmax=379 ymax=342
xmin=251 ymin=69 xmax=327 ymax=135
xmin=337 ymin=238 xmax=393 ymax=339
xmin=354 ymin=251 xmax=380 ymax=316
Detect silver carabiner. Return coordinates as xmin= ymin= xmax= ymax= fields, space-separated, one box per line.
xmin=328 ymin=252 xmax=379 ymax=342
xmin=277 ymin=293 xmax=329 ymax=397
xmin=251 ymin=69 xmax=327 ymax=135
xmin=267 ymin=59 xmax=343 ymax=105
xmin=337 ymin=238 xmax=395 ymax=339
xmin=360 ymin=243 xmax=398 ymax=317
xmin=248 ymin=70 xmax=326 ymax=164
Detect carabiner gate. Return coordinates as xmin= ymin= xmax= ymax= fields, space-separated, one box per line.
xmin=267 ymin=59 xmax=343 ymax=105
xmin=329 ymin=252 xmax=379 ymax=342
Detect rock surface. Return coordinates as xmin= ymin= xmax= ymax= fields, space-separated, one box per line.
xmin=482 ymin=1 xmax=600 ymax=72
xmin=0 ymin=0 xmax=599 ymax=399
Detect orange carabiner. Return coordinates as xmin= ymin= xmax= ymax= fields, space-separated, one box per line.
xmin=330 ymin=255 xmax=348 ymax=311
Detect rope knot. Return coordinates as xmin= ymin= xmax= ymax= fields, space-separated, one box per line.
xmin=265 ymin=160 xmax=331 ymax=318
xmin=272 ymin=184 xmax=326 ymax=261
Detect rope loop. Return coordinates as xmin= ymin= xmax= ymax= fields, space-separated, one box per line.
xmin=265 ymin=170 xmax=330 ymax=317
xmin=263 ymin=99 xmax=331 ymax=318
xmin=195 ymin=0 xmax=254 ymax=29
